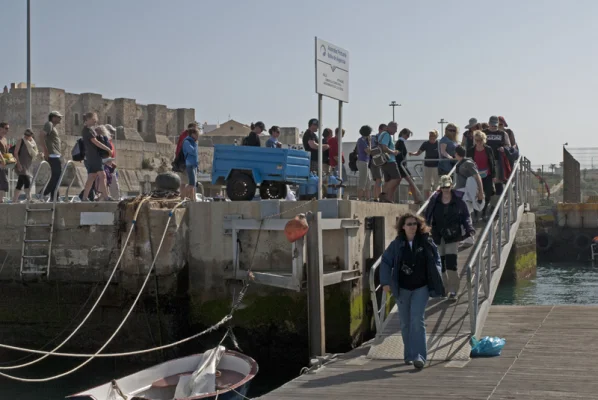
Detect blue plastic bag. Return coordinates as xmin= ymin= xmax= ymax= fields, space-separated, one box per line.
xmin=470 ymin=336 xmax=506 ymax=357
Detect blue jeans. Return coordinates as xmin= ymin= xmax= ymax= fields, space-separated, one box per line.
xmin=397 ymin=285 xmax=429 ymax=362
xmin=186 ymin=165 xmax=197 ymax=187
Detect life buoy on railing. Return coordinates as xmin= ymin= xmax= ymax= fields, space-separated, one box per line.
xmin=574 ymin=234 xmax=592 ymax=251
xmin=536 ymin=232 xmax=553 ymax=252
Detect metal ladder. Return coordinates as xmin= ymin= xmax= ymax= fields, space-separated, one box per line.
xmin=20 ymin=160 xmax=76 ymax=278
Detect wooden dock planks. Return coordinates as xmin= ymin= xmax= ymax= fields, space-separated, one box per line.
xmin=258 ymin=305 xmax=598 ymax=400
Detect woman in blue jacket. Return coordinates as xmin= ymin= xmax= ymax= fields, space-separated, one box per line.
xmin=379 ymin=212 xmax=445 ymax=369
xmin=182 ymin=128 xmax=199 ymax=199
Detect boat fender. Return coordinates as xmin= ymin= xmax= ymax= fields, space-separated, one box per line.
xmin=536 ymin=232 xmax=553 ymax=252
xmin=574 ymin=234 xmax=592 ymax=251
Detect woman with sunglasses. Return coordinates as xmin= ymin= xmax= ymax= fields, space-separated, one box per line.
xmin=379 ymin=212 xmax=445 ymax=369
xmin=438 ymin=123 xmax=459 ymax=176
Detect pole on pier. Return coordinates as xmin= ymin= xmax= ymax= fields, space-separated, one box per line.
xmin=306 ymin=211 xmax=325 ymax=358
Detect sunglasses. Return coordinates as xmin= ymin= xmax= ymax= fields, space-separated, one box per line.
xmin=404 ymin=222 xmax=418 ymax=227
xmin=441 ymin=186 xmax=451 ymax=189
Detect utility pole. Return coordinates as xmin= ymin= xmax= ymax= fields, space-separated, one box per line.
xmin=26 ymin=0 xmax=31 ymax=129
xmin=389 ymin=101 xmax=401 ymax=122
xmin=438 ymin=118 xmax=447 ymax=135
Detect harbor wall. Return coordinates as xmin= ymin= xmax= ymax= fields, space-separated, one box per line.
xmin=536 ymin=203 xmax=598 ymax=262
xmin=0 ymin=200 xmax=411 ymax=366
xmin=0 ymin=200 xmax=188 ymax=362
xmin=503 ymin=212 xmax=537 ymax=282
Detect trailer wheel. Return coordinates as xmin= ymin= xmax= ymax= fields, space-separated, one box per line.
xmin=226 ymin=173 xmax=257 ymax=201
xmin=260 ymin=181 xmax=288 ymax=199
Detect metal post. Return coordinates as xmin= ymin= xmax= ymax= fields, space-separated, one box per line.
xmin=306 ymin=211 xmax=325 ymax=357
xmin=389 ymin=101 xmax=401 ymax=122
xmin=317 ymin=94 xmax=323 ymax=200
xmin=506 ymin=187 xmax=512 ymax=242
xmin=337 ymin=101 xmax=343 ymax=198
xmin=438 ymin=118 xmax=447 ymax=135
xmin=26 ymin=0 xmax=32 ymax=129
xmin=486 ymin=228 xmax=493 ymax=295
xmin=498 ymin=202 xmax=503 ymax=267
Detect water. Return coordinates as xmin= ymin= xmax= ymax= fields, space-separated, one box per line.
xmin=0 ymin=343 xmax=296 ymax=399
xmin=6 ymin=260 xmax=597 ymax=399
xmin=494 ymin=261 xmax=598 ymax=305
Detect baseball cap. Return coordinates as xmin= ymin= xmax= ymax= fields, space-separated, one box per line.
xmin=254 ymin=121 xmax=266 ymax=131
xmin=49 ymin=110 xmax=63 ymax=118
xmin=308 ymin=118 xmax=319 ymax=127
xmin=488 ymin=116 xmax=499 ymax=127
xmin=498 ymin=116 xmax=508 ymax=127
xmin=105 ymin=124 xmax=116 ymax=132
xmin=439 ymin=175 xmax=453 ymax=188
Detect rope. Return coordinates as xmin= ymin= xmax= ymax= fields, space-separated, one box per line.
xmin=0 ymin=281 xmax=100 ymax=366
xmin=0 ymin=196 xmax=151 ymax=371
xmin=0 ymin=199 xmax=315 ymax=382
xmin=0 ymin=200 xmax=187 ymax=382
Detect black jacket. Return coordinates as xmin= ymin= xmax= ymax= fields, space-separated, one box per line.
xmin=467 ymin=145 xmax=495 ymax=179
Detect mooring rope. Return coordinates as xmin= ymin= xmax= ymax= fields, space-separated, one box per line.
xmin=0 ymin=198 xmax=315 ymax=383
xmin=0 ymin=196 xmax=152 ymax=371
xmin=0 ymin=199 xmax=187 ymax=382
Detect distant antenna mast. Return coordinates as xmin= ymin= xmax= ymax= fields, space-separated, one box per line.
xmin=438 ymin=118 xmax=447 ymax=134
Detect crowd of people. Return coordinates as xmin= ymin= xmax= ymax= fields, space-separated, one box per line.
xmin=376 ymin=115 xmax=519 ymax=371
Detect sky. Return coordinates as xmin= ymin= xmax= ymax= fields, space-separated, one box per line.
xmin=2 ymin=0 xmax=598 ymax=166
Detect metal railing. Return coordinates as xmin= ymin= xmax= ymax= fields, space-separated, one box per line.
xmin=369 ymin=163 xmax=458 ymax=331
xmin=31 ymin=160 xmax=51 ymax=199
xmin=369 ymin=156 xmax=532 ymax=334
xmin=464 ymin=156 xmax=531 ymax=336
xmin=56 ymin=160 xmax=77 ymax=201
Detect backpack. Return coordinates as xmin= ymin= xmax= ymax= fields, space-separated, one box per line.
xmin=171 ymin=148 xmax=186 ymax=172
xmin=71 ymin=138 xmax=86 ymax=162
xmin=369 ymin=132 xmax=389 ymax=167
xmin=348 ymin=143 xmax=359 ymax=172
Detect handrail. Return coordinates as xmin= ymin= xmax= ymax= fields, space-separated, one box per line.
xmin=464 ymin=156 xmax=531 ymax=336
xmin=30 ymin=160 xmax=51 ymax=201
xmin=369 ymin=155 xmax=531 ymax=334
xmin=369 ymin=162 xmax=458 ymax=331
xmin=55 ymin=160 xmax=77 ymax=202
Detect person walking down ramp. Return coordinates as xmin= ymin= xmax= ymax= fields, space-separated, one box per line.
xmin=379 ymin=213 xmax=445 ymax=369
xmin=425 ymin=175 xmax=475 ymax=300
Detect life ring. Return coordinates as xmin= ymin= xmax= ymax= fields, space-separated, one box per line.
xmin=574 ymin=234 xmax=592 ymax=251
xmin=536 ymin=232 xmax=553 ymax=252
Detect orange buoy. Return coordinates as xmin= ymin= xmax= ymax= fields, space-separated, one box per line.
xmin=284 ymin=213 xmax=309 ymax=243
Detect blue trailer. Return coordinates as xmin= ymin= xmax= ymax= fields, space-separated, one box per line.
xmin=211 ymin=145 xmax=311 ymax=201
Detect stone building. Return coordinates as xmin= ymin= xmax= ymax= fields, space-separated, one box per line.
xmin=198 ymin=119 xmax=301 ymax=148
xmin=0 ymin=83 xmax=195 ymax=195
xmin=0 ymin=82 xmax=195 ymax=143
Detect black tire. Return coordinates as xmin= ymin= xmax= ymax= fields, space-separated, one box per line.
xmin=226 ymin=172 xmax=257 ymax=201
xmin=536 ymin=232 xmax=553 ymax=253
xmin=574 ymin=234 xmax=592 ymax=251
xmin=259 ymin=181 xmax=288 ymax=199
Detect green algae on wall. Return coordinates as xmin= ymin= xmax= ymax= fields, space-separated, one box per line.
xmin=189 ymin=283 xmax=367 ymax=355
xmin=515 ymin=251 xmax=537 ymax=280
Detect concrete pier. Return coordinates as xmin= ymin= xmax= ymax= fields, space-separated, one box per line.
xmin=0 ymin=200 xmax=412 ymax=365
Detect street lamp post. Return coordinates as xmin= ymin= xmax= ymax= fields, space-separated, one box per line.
xmin=438 ymin=118 xmax=447 ymax=134
xmin=26 ymin=0 xmax=31 ymax=129
xmin=389 ymin=101 xmax=401 ymax=122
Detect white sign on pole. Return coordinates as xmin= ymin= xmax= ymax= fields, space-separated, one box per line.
xmin=315 ymin=37 xmax=349 ymax=103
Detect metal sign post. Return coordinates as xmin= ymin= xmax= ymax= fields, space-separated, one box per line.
xmin=337 ymin=101 xmax=343 ymax=198
xmin=317 ymin=94 xmax=323 ymax=200
xmin=315 ymin=37 xmax=350 ymax=200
